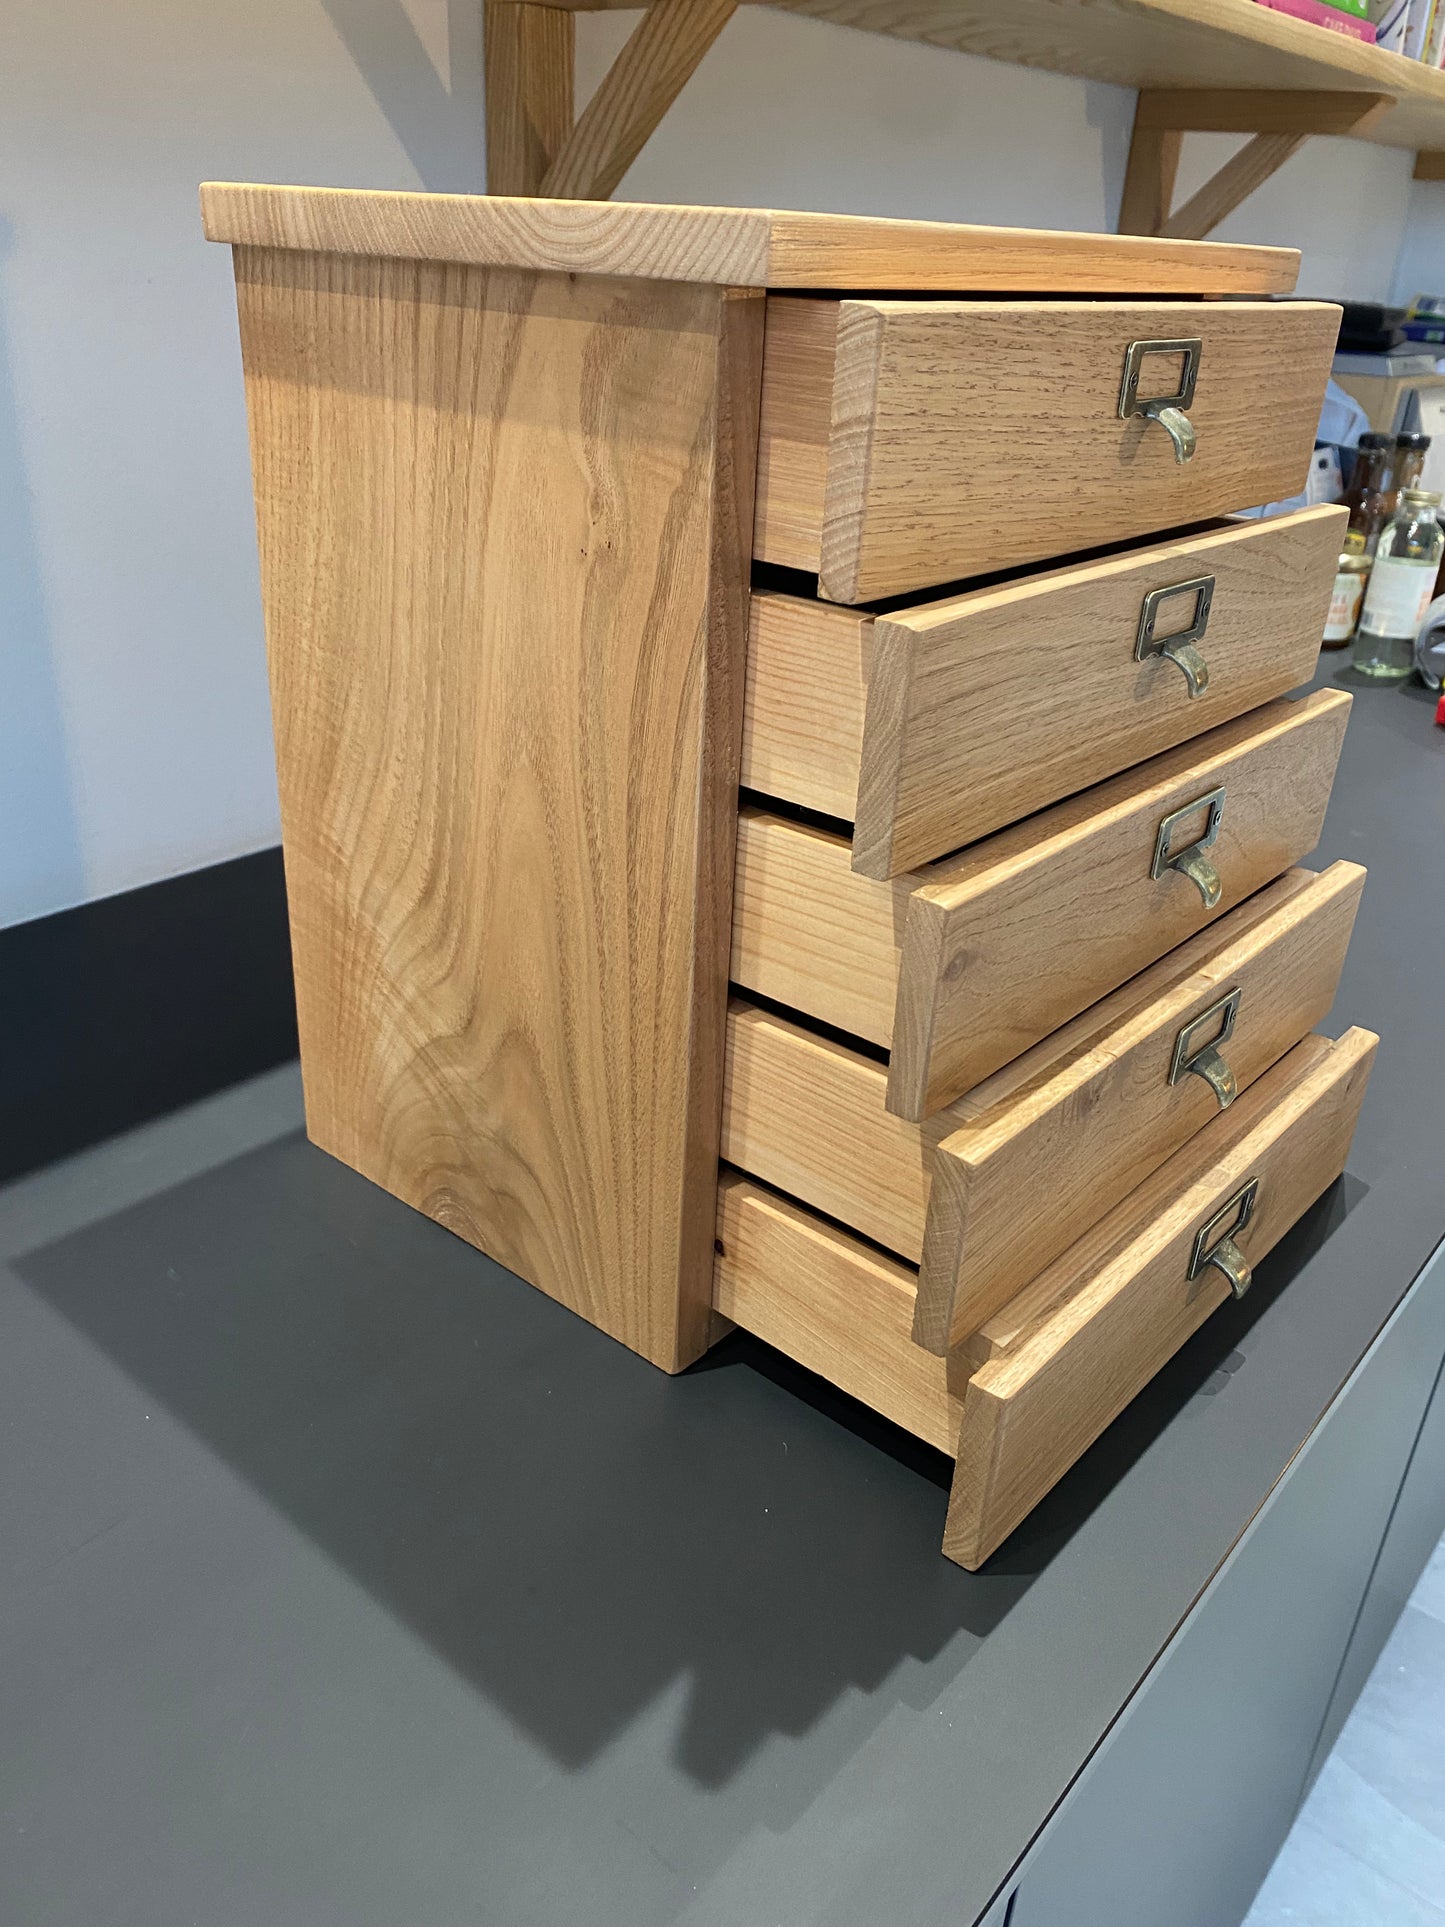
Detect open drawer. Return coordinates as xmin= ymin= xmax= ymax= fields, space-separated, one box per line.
xmin=732 ymin=689 xmax=1351 ymax=1120
xmin=743 ymin=506 xmax=1344 ymax=878
xmin=715 ymin=1027 xmax=1377 ymax=1572
xmin=753 ymin=295 xmax=1341 ymax=604
xmin=722 ymin=861 xmax=1365 ymax=1351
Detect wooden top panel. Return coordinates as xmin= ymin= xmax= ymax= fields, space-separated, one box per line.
xmin=200 ymin=185 xmax=1299 ymax=293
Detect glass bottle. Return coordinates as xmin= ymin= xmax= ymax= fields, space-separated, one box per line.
xmin=1353 ymin=488 xmax=1444 ymax=680
xmin=1323 ymin=550 xmax=1370 ymax=647
xmin=1341 ymin=432 xmax=1394 ymax=555
xmin=1383 ymin=431 xmax=1431 ymax=519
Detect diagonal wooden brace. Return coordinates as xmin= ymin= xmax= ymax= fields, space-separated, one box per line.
xmin=1120 ymin=90 xmax=1394 ymax=241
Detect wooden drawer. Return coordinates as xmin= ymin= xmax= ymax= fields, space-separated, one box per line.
xmin=732 ymin=689 xmax=1351 ymax=1120
xmin=715 ymin=1027 xmax=1377 ymax=1571
xmin=946 ymin=1026 xmax=1377 ymax=1568
xmin=743 ymin=505 xmax=1344 ymax=878
xmin=754 ymin=296 xmax=1340 ymax=604
xmin=722 ymin=860 xmax=1364 ymax=1346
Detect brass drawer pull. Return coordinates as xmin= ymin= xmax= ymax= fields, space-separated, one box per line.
xmin=1168 ymin=987 xmax=1240 ymax=1110
xmin=1119 ymin=336 xmax=1201 ymax=464
xmin=1188 ymin=1177 xmax=1259 ymax=1299
xmin=1136 ymin=575 xmax=1215 ymax=697
xmin=1151 ymin=785 xmax=1225 ymax=908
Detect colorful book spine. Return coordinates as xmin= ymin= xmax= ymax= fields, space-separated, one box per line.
xmin=1253 ymin=0 xmax=1379 ymax=38
xmin=1315 ymin=0 xmax=1371 ymax=16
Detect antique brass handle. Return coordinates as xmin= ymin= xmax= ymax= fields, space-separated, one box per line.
xmin=1168 ymin=987 xmax=1241 ymax=1110
xmin=1151 ymin=785 xmax=1225 ymax=908
xmin=1188 ymin=1178 xmax=1260 ymax=1299
xmin=1136 ymin=575 xmax=1215 ymax=697
xmin=1119 ymin=337 xmax=1202 ymax=465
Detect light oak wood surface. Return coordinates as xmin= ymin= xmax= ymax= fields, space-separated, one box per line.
xmin=917 ymin=861 xmax=1364 ymax=1351
xmin=889 ymin=688 xmax=1352 ymax=1118
xmin=732 ymin=692 xmax=1351 ymax=1114
xmin=754 ymin=297 xmax=1341 ymax=602
xmin=201 ymin=186 xmax=1299 ymax=293
xmin=714 ymin=1172 xmax=965 ymax=1454
xmin=743 ymin=506 xmax=1345 ymax=877
xmin=944 ymin=1027 xmax=1379 ymax=1569
xmin=231 ymin=245 xmax=761 ymax=1373
xmin=721 ymin=863 xmax=1361 ymax=1317
xmin=483 ymin=3 xmax=575 ymax=197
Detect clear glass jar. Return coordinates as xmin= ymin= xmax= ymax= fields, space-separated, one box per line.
xmin=1354 ymin=488 xmax=1444 ymax=680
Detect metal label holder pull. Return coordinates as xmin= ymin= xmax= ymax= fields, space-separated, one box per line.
xmin=1136 ymin=574 xmax=1215 ymax=697
xmin=1168 ymin=986 xmax=1241 ymax=1109
xmin=1188 ymin=1177 xmax=1260 ymax=1299
xmin=1151 ymin=785 xmax=1226 ymax=908
xmin=1119 ymin=336 xmax=1202 ymax=464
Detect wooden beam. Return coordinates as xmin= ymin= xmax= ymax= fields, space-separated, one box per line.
xmin=484 ymin=3 xmax=575 ymax=196
xmin=1118 ymin=124 xmax=1182 ymax=237
xmin=1121 ymin=88 xmax=1393 ymax=239
xmin=1135 ymin=87 xmax=1394 ymax=137
xmin=1415 ymin=150 xmax=1445 ymax=179
xmin=540 ymin=0 xmax=738 ymax=201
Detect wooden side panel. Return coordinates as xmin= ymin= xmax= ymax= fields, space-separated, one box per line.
xmin=731 ymin=806 xmax=905 ymax=1046
xmin=888 ymin=689 xmax=1352 ymax=1118
xmin=807 ymin=299 xmax=1341 ymax=603
xmin=943 ymin=1028 xmax=1379 ymax=1570
xmin=234 ymin=248 xmax=763 ymax=1372
xmin=714 ymin=1173 xmax=963 ymax=1454
xmin=722 ymin=998 xmax=951 ymax=1262
xmin=854 ymin=504 xmax=1345 ymax=877
xmin=752 ymin=296 xmax=839 ymax=574
xmin=916 ymin=861 xmax=1365 ymax=1351
xmin=740 ymin=591 xmax=871 ymax=821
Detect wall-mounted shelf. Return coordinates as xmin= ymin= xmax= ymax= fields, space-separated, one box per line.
xmin=485 ymin=0 xmax=1445 ymax=240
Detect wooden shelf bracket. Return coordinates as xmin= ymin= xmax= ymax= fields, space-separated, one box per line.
xmin=485 ymin=0 xmax=737 ymax=200
xmin=1120 ymin=89 xmax=1394 ymax=240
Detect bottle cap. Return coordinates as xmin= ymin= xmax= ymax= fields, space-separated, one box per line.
xmin=1402 ymin=487 xmax=1442 ymax=506
xmin=1396 ymin=431 xmax=1432 ymax=449
xmin=1359 ymin=431 xmax=1393 ymax=449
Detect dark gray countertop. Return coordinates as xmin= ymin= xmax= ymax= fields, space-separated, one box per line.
xmin=1 ymin=658 xmax=1441 ymax=1927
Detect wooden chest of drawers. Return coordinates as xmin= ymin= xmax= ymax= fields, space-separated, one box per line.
xmin=203 ymin=188 xmax=1372 ymax=1571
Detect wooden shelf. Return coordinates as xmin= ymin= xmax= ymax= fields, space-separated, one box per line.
xmin=554 ymin=0 xmax=1445 ymax=156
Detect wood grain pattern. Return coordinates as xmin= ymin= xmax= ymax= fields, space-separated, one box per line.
xmin=752 ymin=297 xmax=1341 ymax=603
xmin=232 ymin=245 xmax=762 ymax=1372
xmin=742 ymin=505 xmax=1345 ymax=877
xmin=484 ymin=3 xmax=575 ymax=197
xmin=888 ymin=688 xmax=1352 ymax=1118
xmin=200 ymin=186 xmax=1299 ymax=293
xmin=943 ymin=1027 xmax=1379 ymax=1570
xmin=732 ymin=692 xmax=1351 ymax=1111
xmin=540 ymin=0 xmax=737 ymax=200
xmin=916 ymin=860 xmax=1365 ymax=1352
xmin=714 ymin=1172 xmax=964 ymax=1454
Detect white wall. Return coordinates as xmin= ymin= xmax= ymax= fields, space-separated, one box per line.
xmin=1 ymin=0 xmax=484 ymax=927
xmin=5 ymin=1 xmax=1438 ymax=928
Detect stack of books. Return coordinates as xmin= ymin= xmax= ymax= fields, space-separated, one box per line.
xmin=1364 ymin=0 xmax=1445 ymax=59
xmin=1253 ymin=0 xmax=1376 ymax=43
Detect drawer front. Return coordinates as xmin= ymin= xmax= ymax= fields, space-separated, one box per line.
xmin=743 ymin=507 xmax=1344 ymax=878
xmin=916 ymin=860 xmax=1366 ymax=1352
xmin=944 ymin=1028 xmax=1378 ymax=1571
xmin=722 ymin=863 xmax=1362 ymax=1318
xmin=732 ymin=691 xmax=1352 ymax=1115
xmin=754 ymin=297 xmax=1341 ymax=604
